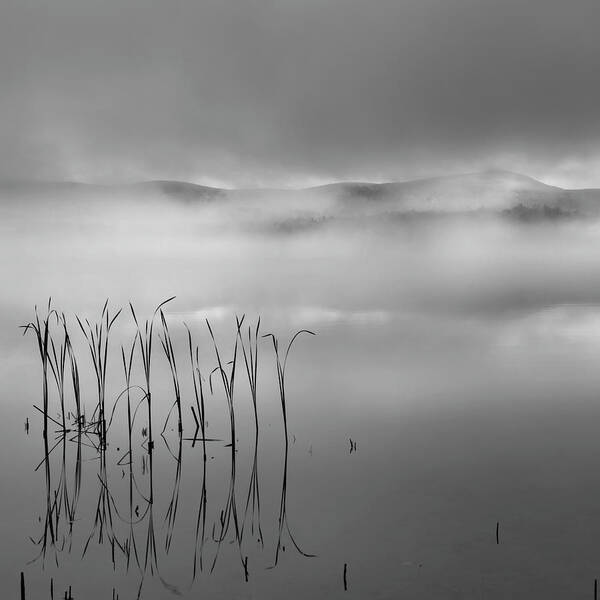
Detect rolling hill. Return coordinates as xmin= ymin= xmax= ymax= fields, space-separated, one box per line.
xmin=2 ymin=170 xmax=600 ymax=222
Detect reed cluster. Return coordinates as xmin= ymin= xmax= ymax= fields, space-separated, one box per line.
xmin=22 ymin=297 xmax=317 ymax=588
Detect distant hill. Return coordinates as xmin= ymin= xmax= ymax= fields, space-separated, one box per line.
xmin=312 ymin=170 xmax=578 ymax=213
xmin=3 ymin=170 xmax=600 ymax=220
xmin=128 ymin=180 xmax=226 ymax=202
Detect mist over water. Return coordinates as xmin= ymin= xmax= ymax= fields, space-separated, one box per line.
xmin=5 ymin=0 xmax=600 ymax=595
xmin=4 ymin=187 xmax=600 ymax=598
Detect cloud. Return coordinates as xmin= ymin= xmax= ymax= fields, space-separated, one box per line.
xmin=2 ymin=0 xmax=600 ymax=186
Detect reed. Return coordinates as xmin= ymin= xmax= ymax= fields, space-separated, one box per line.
xmin=23 ymin=300 xmax=320 ymax=586
xmin=263 ymin=329 xmax=316 ymax=566
xmin=76 ymin=300 xmax=122 ymax=448
xmin=120 ymin=335 xmax=142 ymax=570
xmin=206 ymin=318 xmax=239 ymax=449
xmin=159 ymin=310 xmax=182 ymax=434
xmin=185 ymin=324 xmax=206 ymax=444
xmin=236 ymin=316 xmax=264 ymax=545
xmin=206 ymin=318 xmax=247 ymax=571
xmin=182 ymin=324 xmax=210 ymax=578
xmin=21 ymin=299 xmax=56 ymax=437
xmin=129 ymin=297 xmax=175 ymax=453
xmin=120 ymin=335 xmax=137 ymax=464
xmin=48 ymin=319 xmax=68 ymax=433
xmin=63 ymin=314 xmax=82 ymax=429
xmin=47 ymin=313 xmax=82 ymax=435
xmin=263 ymin=329 xmax=315 ymax=443
xmin=237 ymin=316 xmax=261 ymax=439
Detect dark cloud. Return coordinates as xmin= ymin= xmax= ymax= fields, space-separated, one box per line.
xmin=2 ymin=0 xmax=600 ymax=186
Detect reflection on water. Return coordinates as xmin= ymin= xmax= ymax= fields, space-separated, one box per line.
xmin=21 ymin=302 xmax=316 ymax=598
xmin=7 ymin=195 xmax=600 ymax=597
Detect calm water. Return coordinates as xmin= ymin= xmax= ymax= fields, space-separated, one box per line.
xmin=4 ymin=194 xmax=600 ymax=598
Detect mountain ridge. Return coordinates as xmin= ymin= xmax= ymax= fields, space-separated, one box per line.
xmin=0 ymin=169 xmax=566 ymax=195
xmin=3 ymin=170 xmax=600 ymax=218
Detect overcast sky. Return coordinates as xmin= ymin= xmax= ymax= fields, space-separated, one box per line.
xmin=2 ymin=0 xmax=600 ymax=188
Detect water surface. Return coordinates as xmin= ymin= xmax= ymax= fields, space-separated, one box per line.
xmin=3 ymin=195 xmax=600 ymax=598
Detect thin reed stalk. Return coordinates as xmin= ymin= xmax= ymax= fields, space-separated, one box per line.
xmin=159 ymin=310 xmax=182 ymax=434
xmin=129 ymin=297 xmax=175 ymax=453
xmin=75 ymin=300 xmax=122 ymax=448
xmin=206 ymin=318 xmax=243 ymax=571
xmin=263 ymin=329 xmax=315 ymax=443
xmin=121 ymin=335 xmax=142 ymax=570
xmin=21 ymin=299 xmax=56 ymax=437
xmin=236 ymin=316 xmax=263 ymax=545
xmin=48 ymin=317 xmax=68 ymax=433
xmin=185 ymin=324 xmax=206 ymax=444
xmin=237 ymin=315 xmax=261 ymax=438
xmin=206 ymin=318 xmax=239 ymax=449
xmin=263 ymin=329 xmax=316 ymax=566
xmin=63 ymin=314 xmax=82 ymax=429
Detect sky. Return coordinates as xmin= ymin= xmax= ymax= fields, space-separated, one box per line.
xmin=2 ymin=0 xmax=600 ymax=188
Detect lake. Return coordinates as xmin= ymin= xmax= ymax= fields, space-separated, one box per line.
xmin=3 ymin=191 xmax=600 ymax=598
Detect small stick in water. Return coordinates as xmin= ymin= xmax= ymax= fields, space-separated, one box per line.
xmin=20 ymin=572 xmax=25 ymax=600
xmin=343 ymin=563 xmax=348 ymax=591
xmin=496 ymin=521 xmax=499 ymax=545
xmin=595 ymin=578 xmax=597 ymax=600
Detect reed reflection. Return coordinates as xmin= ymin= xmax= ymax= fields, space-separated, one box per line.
xmin=22 ymin=300 xmax=317 ymax=597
